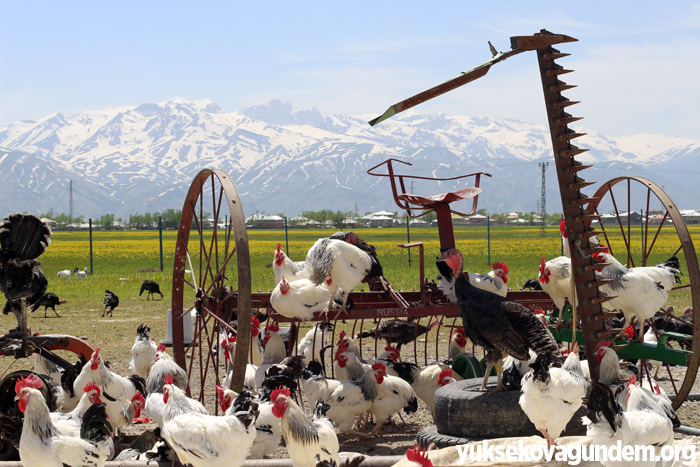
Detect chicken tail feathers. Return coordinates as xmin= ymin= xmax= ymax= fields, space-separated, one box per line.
xmin=658 ymin=255 xmax=682 ymax=284
xmin=80 ymin=402 xmax=113 ymax=442
xmin=529 ymin=353 xmax=552 ymax=383
xmin=231 ymin=390 xmax=259 ymax=429
xmin=583 ymin=382 xmax=622 ymax=433
xmin=127 ymin=375 xmax=147 ymax=396
xmin=306 ymin=238 xmax=335 ymax=286
xmin=0 ymin=213 xmax=52 ymax=261
xmin=136 ymin=323 xmax=151 ymax=339
xmin=404 ymin=396 xmax=419 ymax=414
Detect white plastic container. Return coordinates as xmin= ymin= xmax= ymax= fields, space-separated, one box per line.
xmin=162 ymin=309 xmax=195 ymax=346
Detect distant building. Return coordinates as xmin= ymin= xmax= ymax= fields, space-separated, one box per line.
xmin=361 ymin=211 xmax=396 ymax=228
xmin=245 ymin=214 xmax=284 ymax=228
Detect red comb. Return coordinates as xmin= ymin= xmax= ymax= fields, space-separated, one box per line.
xmin=627 ymin=374 xmax=637 ymax=387
xmin=83 ymin=382 xmax=101 ymax=395
xmin=559 ymin=218 xmax=567 ymax=237
xmin=371 ymin=362 xmax=386 ymax=372
xmin=653 ymin=384 xmax=661 ymax=395
xmin=597 ymin=339 xmax=612 ymax=350
xmin=624 ymin=326 xmax=635 ymax=339
xmin=438 ymin=367 xmax=452 ymax=383
xmin=339 ymin=330 xmax=347 ymax=340
xmin=132 ymin=391 xmax=145 ymax=404
xmin=15 ymin=374 xmax=43 ymax=394
xmin=534 ymin=306 xmax=544 ymax=315
xmin=271 ymin=386 xmax=291 ymax=402
xmin=453 ymin=328 xmax=465 ymax=335
xmin=216 ymin=384 xmax=225 ymax=403
xmin=157 ymin=343 xmax=166 ymax=352
xmin=406 ymin=446 xmax=432 ymax=467
xmin=251 ymin=317 xmax=261 ymax=327
xmin=164 ymin=373 xmax=174 ymax=386
xmin=267 ymin=322 xmax=279 ymax=332
xmin=385 ymin=345 xmax=399 ymax=353
xmin=276 ymin=243 xmax=281 ymax=253
xmin=492 ymin=261 xmax=508 ymax=275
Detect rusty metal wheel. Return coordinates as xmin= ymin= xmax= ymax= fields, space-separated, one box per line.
xmin=586 ymin=176 xmax=700 ymax=409
xmin=171 ymin=169 xmax=252 ymax=408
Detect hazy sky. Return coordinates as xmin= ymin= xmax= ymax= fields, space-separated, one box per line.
xmin=1 ymin=1 xmax=699 ymax=138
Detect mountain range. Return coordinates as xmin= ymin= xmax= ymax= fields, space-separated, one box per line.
xmin=1 ymin=97 xmax=699 ymax=220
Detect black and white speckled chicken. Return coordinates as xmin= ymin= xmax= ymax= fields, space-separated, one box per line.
xmin=102 ymin=290 xmax=119 ymax=317
xmin=0 ymin=213 xmax=51 ymax=331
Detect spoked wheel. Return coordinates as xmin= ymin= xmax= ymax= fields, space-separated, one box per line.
xmin=172 ymin=169 xmax=252 ymax=409
xmin=586 ymin=176 xmax=700 ymax=409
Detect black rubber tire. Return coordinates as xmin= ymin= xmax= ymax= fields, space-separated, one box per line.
xmin=433 ymin=376 xmax=586 ymax=439
xmin=417 ymin=426 xmax=476 ymax=449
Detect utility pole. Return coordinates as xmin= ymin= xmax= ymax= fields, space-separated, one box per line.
xmin=69 ymin=180 xmax=74 ymax=231
xmin=539 ymin=162 xmax=548 ymax=237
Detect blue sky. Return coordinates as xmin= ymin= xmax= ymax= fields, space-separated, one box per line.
xmin=1 ymin=1 xmax=699 ymax=138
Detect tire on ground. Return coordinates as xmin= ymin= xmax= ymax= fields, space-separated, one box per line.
xmin=417 ymin=426 xmax=475 ymax=449
xmin=433 ymin=376 xmax=585 ymax=439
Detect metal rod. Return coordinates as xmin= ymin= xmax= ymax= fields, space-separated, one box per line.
xmin=159 ymin=216 xmax=164 ymax=272
xmin=89 ymin=218 xmax=93 ymax=274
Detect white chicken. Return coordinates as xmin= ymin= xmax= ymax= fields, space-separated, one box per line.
xmin=368 ymin=363 xmax=418 ymax=436
xmin=128 ymin=323 xmax=157 ymax=380
xmin=437 ymin=261 xmax=510 ymax=302
xmin=582 ymin=380 xmax=674 ymax=467
xmin=255 ymin=322 xmax=288 ymax=389
xmin=144 ymin=344 xmax=206 ymax=428
xmin=273 ymin=243 xmax=307 ymax=284
xmin=52 ymin=382 xmax=143 ymax=438
xmin=161 ymin=375 xmax=258 ymax=467
xmin=15 ymin=374 xmax=114 ymax=467
xmin=642 ymin=327 xmax=663 ymax=378
xmin=272 ymin=386 xmax=340 ymax=467
xmin=538 ymin=255 xmax=576 ymax=326
xmin=383 ymin=360 xmax=461 ymax=414
xmin=221 ymin=335 xmax=258 ymax=393
xmin=301 ymin=360 xmax=342 ymax=407
xmin=324 ymin=363 xmax=385 ymax=437
xmin=271 ymin=276 xmax=332 ymax=321
xmin=295 ymin=321 xmax=333 ymax=366
xmin=593 ymin=251 xmax=680 ymax=341
xmin=519 ymin=345 xmax=591 ymax=447
xmin=447 ymin=328 xmax=469 ymax=362
xmin=217 ymin=385 xmax=282 ymax=459
xmin=305 ymin=238 xmax=381 ymax=315
xmin=72 ymin=347 xmax=147 ymax=428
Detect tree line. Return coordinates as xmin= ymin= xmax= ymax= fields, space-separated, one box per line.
xmin=38 ymin=207 xmax=565 ymax=231
xmin=38 ymin=209 xmax=183 ymax=230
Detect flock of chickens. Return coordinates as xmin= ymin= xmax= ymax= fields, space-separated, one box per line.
xmin=0 ymin=212 xmax=693 ymax=467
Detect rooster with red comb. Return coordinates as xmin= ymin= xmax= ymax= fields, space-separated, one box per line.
xmin=271 ymin=385 xmax=340 ymax=467
xmin=161 ymin=376 xmax=258 ymax=467
xmin=272 ymin=243 xmax=307 ymax=285
xmin=71 ymin=346 xmax=146 ymax=429
xmin=15 ymin=373 xmax=114 ymax=467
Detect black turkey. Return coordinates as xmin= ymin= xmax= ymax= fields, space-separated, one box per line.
xmin=30 ymin=292 xmax=66 ymax=318
xmin=0 ymin=213 xmax=51 ymax=331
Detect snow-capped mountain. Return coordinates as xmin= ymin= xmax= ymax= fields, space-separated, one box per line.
xmin=1 ymin=97 xmax=698 ymax=218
